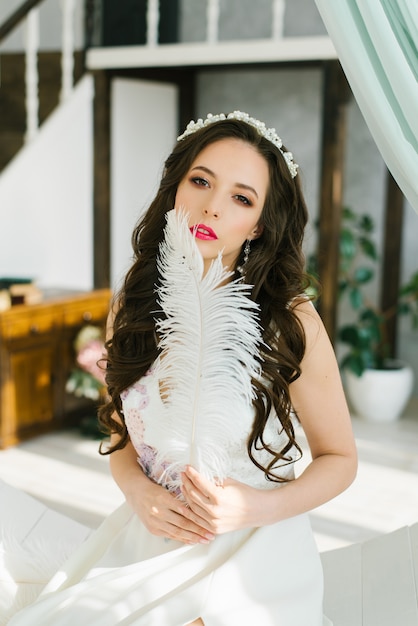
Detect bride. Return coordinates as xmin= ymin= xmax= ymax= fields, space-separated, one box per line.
xmin=1 ymin=111 xmax=357 ymax=625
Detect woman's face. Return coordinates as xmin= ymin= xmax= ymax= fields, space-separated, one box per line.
xmin=175 ymin=138 xmax=269 ymax=275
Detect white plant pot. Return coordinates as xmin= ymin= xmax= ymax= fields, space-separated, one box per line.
xmin=344 ymin=362 xmax=414 ymax=422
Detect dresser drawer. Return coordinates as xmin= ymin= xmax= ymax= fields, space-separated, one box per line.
xmin=0 ymin=307 xmax=58 ymax=340
xmin=62 ymin=292 xmax=110 ymax=328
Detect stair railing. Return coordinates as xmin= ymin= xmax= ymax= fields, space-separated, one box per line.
xmin=142 ymin=0 xmax=286 ymax=46
xmin=0 ymin=0 xmax=78 ymax=145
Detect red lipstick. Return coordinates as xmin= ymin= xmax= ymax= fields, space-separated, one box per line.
xmin=190 ymin=224 xmax=218 ymax=241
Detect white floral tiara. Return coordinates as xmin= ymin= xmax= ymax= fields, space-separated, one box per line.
xmin=177 ymin=110 xmax=298 ymax=179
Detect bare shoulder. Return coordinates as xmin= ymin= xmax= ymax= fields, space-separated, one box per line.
xmin=290 ymin=297 xmax=326 ymax=352
xmin=289 ymin=298 xmax=356 ymax=467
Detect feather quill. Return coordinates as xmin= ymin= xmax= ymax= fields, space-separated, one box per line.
xmin=153 ymin=209 xmax=262 ymax=491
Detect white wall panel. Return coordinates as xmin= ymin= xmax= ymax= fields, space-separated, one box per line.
xmin=0 ymin=75 xmax=94 ymax=290
xmin=110 ymin=78 xmax=178 ymax=289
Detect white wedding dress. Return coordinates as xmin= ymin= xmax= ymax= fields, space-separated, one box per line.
xmin=1 ymin=362 xmax=330 ymax=626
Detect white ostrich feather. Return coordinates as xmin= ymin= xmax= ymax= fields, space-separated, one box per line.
xmin=153 ymin=209 xmax=262 ymax=490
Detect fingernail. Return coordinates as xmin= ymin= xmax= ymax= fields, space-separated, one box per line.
xmin=199 ymin=538 xmax=210 ymax=544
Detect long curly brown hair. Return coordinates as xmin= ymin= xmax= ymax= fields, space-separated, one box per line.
xmin=98 ymin=118 xmax=312 ymax=482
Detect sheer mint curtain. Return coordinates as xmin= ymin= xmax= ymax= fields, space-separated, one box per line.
xmin=314 ymin=0 xmax=418 ymax=213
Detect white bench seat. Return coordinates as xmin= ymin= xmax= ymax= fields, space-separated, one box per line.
xmin=321 ymin=523 xmax=418 ymax=625
xmin=0 ymin=480 xmax=90 ymax=547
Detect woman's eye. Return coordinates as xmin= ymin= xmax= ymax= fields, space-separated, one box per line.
xmin=234 ymin=194 xmax=252 ymax=206
xmin=191 ymin=176 xmax=209 ymax=187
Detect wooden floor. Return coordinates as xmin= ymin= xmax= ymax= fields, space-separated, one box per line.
xmin=1 ymin=398 xmax=418 ymax=554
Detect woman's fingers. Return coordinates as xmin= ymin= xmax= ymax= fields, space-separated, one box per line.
xmin=183 ymin=465 xmax=214 ymax=495
xmin=181 ymin=468 xmax=260 ymax=535
xmin=181 ymin=466 xmax=218 ymax=504
xmin=137 ymin=483 xmax=215 ymax=544
xmin=163 ymin=508 xmax=215 ymax=544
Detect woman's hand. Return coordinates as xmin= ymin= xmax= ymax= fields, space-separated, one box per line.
xmin=128 ymin=475 xmax=216 ymax=545
xmin=181 ymin=466 xmax=264 ymax=534
xmin=109 ymin=437 xmax=216 ymax=546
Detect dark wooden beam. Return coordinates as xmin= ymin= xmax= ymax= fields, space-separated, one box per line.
xmin=380 ymin=169 xmax=404 ymax=357
xmin=317 ymin=60 xmax=351 ymax=343
xmin=0 ymin=0 xmax=43 ymax=44
xmin=92 ymin=70 xmax=111 ymax=288
xmin=177 ymin=70 xmax=196 ymax=135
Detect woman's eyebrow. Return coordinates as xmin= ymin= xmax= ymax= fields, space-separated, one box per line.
xmin=191 ymin=165 xmax=216 ymax=177
xmin=190 ymin=165 xmax=259 ymax=198
xmin=235 ymin=182 xmax=259 ymax=199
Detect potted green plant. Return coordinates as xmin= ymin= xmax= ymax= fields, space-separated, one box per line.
xmin=310 ymin=207 xmax=418 ymax=421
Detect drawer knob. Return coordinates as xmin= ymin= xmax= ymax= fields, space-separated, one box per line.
xmin=30 ymin=325 xmax=39 ymax=334
xmin=83 ymin=311 xmax=92 ymax=321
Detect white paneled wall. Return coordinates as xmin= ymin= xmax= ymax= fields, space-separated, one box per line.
xmin=0 ymin=76 xmax=94 ymax=290
xmin=110 ymin=79 xmax=178 ymax=289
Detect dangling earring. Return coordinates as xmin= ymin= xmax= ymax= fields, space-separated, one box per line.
xmin=237 ymin=239 xmax=251 ymax=278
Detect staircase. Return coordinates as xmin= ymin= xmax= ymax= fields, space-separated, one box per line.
xmin=0 ymin=0 xmax=97 ymax=292
xmin=0 ymin=50 xmax=84 ymax=171
xmin=0 ymin=0 xmax=84 ymax=173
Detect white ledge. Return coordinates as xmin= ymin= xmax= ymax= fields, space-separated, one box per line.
xmin=86 ymin=36 xmax=337 ymax=70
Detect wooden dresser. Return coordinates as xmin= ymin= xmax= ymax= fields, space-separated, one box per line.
xmin=0 ymin=288 xmax=112 ymax=448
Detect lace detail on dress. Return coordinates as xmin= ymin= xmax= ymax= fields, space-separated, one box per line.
xmin=135 ymin=443 xmax=182 ymax=497
xmin=121 ymin=366 xmax=296 ymax=493
xmin=122 ymin=371 xmax=182 ymax=496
